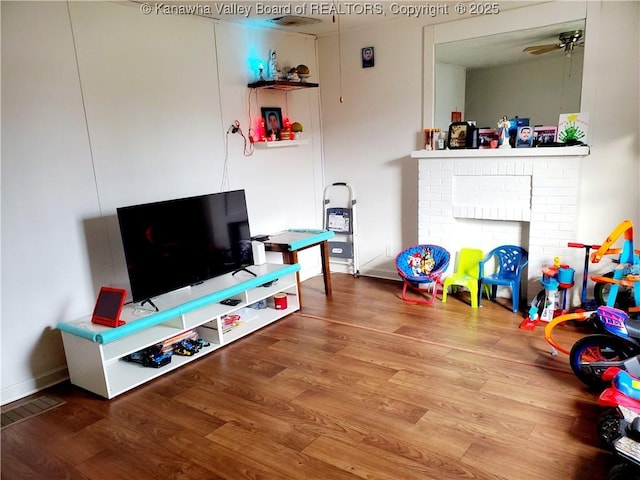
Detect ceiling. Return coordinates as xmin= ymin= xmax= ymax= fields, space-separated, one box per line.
xmin=436 ymin=19 xmax=586 ymax=69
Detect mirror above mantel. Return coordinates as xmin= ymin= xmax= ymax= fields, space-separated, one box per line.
xmin=423 ymin=1 xmax=588 ymax=133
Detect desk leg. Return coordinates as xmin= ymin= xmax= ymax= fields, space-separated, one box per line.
xmin=281 ymin=251 xmax=303 ymax=308
xmin=320 ymin=240 xmax=333 ymax=297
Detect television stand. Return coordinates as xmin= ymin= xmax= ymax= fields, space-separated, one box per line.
xmin=57 ymin=263 xmax=300 ymax=399
xmin=140 ymin=298 xmax=159 ymax=312
xmin=232 ymin=266 xmax=257 ymax=277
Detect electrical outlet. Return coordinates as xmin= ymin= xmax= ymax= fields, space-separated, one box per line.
xmin=385 ymin=244 xmax=393 ymax=257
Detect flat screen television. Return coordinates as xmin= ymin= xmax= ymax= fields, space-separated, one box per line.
xmin=116 ymin=189 xmax=253 ymax=303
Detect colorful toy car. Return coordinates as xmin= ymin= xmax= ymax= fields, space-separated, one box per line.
xmin=123 ymin=344 xmax=172 ymax=368
xmin=173 ymin=339 xmax=201 ymax=356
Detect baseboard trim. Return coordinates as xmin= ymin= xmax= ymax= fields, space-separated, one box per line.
xmin=1 ymin=368 xmax=69 ymax=406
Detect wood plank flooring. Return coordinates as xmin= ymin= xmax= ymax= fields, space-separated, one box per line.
xmin=1 ymin=274 xmax=616 ymax=479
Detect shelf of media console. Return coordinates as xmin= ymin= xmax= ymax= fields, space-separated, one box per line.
xmin=57 ymin=262 xmax=300 ymax=398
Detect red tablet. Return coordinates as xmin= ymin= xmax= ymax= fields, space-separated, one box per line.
xmin=91 ymin=287 xmax=127 ymax=327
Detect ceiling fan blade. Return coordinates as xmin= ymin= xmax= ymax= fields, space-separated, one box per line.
xmin=523 ymin=44 xmax=562 ymax=55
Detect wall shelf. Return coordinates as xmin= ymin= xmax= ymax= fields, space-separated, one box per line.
xmin=247 ymin=80 xmax=319 ymax=91
xmin=254 ymin=139 xmax=309 ymax=149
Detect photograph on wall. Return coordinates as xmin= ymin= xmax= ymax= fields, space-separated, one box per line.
xmin=361 ymin=47 xmax=374 ymax=68
xmin=516 ymin=125 xmax=534 ymax=148
xmin=533 ymin=125 xmax=557 ymax=146
xmin=261 ymin=107 xmax=283 ymax=140
xmin=557 ymin=112 xmax=589 ymax=144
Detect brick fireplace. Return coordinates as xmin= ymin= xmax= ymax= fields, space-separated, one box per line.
xmin=412 ymin=146 xmax=590 ymax=303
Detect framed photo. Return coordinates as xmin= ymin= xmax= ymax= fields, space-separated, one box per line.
xmin=361 ymin=47 xmax=374 ymax=68
xmin=533 ymin=125 xmax=557 ymax=146
xmin=516 ymin=125 xmax=534 ymax=148
xmin=447 ymin=122 xmax=468 ymax=149
xmin=261 ymin=107 xmax=283 ymax=140
xmin=478 ymin=128 xmax=499 ymax=149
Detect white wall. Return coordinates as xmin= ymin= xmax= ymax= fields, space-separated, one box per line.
xmin=1 ymin=1 xmax=324 ymax=403
xmin=318 ymin=18 xmax=424 ymax=279
xmin=319 ymin=0 xmax=639 ymax=282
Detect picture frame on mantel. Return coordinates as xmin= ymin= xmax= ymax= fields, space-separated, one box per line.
xmin=447 ymin=122 xmax=468 ymax=149
xmin=533 ymin=125 xmax=557 ymax=146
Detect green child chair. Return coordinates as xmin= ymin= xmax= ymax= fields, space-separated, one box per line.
xmin=442 ymin=248 xmax=488 ymax=308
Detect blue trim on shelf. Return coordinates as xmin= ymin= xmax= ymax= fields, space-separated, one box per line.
xmin=57 ymin=263 xmax=300 ymax=344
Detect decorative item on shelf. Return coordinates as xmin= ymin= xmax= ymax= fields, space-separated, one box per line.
xmin=451 ymin=110 xmax=462 ymax=122
xmin=257 ymin=63 xmax=265 ymax=82
xmin=508 ymin=117 xmax=529 ymax=147
xmin=479 ymin=128 xmax=499 ymax=149
xmin=280 ymin=117 xmax=291 ymax=140
xmin=447 ymin=122 xmax=468 ymax=149
xmin=558 ymin=112 xmax=589 ymax=145
xmin=466 ymin=121 xmax=479 ymax=149
xmin=297 ymin=64 xmax=310 ymax=81
xmin=268 ymin=50 xmax=281 ymax=81
xmin=533 ymin=125 xmax=558 ymax=146
xmin=497 ymin=116 xmax=511 ymax=148
xmin=423 ymin=128 xmax=441 ymax=150
xmin=291 ymin=121 xmax=303 ymax=140
xmin=261 ymin=107 xmax=283 ymax=141
xmin=287 ymin=67 xmax=299 ymax=81
xmin=516 ymin=125 xmax=534 ymax=148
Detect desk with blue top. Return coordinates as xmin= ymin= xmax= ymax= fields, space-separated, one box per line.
xmin=263 ymin=229 xmax=335 ymax=306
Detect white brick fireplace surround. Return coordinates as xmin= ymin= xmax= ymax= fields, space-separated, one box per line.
xmin=411 ymin=146 xmax=590 ymax=304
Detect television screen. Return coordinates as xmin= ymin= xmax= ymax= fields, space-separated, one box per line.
xmin=116 ymin=190 xmax=253 ymax=303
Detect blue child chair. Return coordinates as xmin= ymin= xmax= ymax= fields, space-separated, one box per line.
xmin=396 ymin=245 xmax=450 ymax=305
xmin=478 ymin=245 xmax=528 ymax=313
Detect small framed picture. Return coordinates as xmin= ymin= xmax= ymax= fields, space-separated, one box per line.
xmin=361 ymin=47 xmax=374 ymax=68
xmin=261 ymin=107 xmax=283 ymax=140
xmin=478 ymin=128 xmax=499 ymax=149
xmin=533 ymin=125 xmax=557 ymax=146
xmin=447 ymin=122 xmax=468 ymax=149
xmin=516 ymin=125 xmax=534 ymax=148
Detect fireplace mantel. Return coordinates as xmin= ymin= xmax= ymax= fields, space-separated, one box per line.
xmin=411 ymin=146 xmax=590 ymax=159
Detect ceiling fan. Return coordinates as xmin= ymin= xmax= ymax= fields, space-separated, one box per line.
xmin=523 ymin=30 xmax=584 ymax=55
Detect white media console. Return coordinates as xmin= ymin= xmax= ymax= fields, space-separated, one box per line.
xmin=57 ymin=263 xmax=300 ymax=399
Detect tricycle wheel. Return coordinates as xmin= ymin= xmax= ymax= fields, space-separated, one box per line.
xmin=569 ymin=334 xmax=635 ymax=390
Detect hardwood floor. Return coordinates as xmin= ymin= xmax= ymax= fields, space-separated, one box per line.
xmin=1 ymin=274 xmax=615 ymax=479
